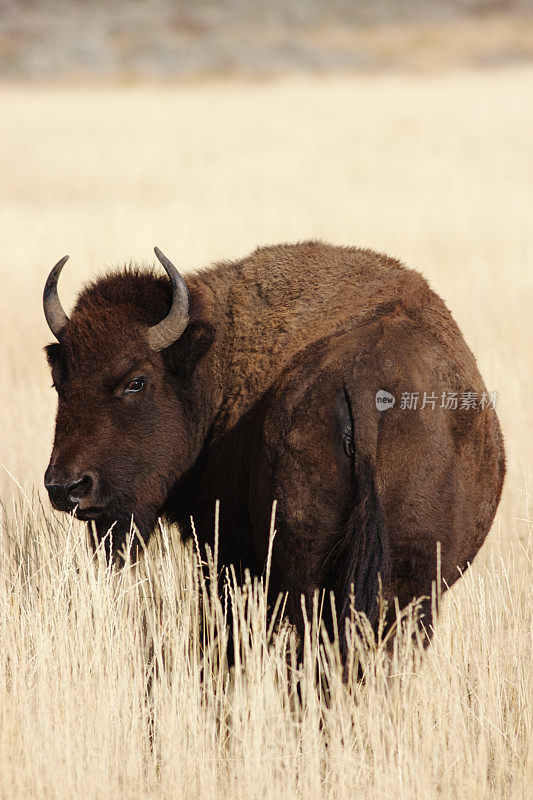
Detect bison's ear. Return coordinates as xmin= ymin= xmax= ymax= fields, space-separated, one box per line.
xmin=44 ymin=342 xmax=62 ymax=368
xmin=44 ymin=342 xmax=66 ymax=390
xmin=164 ymin=321 xmax=215 ymax=379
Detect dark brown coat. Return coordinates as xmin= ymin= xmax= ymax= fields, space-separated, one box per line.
xmin=45 ymin=241 xmax=505 ymax=652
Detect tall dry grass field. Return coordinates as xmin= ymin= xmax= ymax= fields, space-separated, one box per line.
xmin=0 ymin=69 xmax=531 ymax=798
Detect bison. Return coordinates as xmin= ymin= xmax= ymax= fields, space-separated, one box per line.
xmin=43 ymin=241 xmax=505 ymax=655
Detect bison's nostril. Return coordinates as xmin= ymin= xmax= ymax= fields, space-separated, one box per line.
xmin=67 ymin=474 xmax=93 ymax=501
xmin=45 ymin=474 xmax=94 ymax=509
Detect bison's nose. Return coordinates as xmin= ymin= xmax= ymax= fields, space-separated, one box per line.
xmin=44 ymin=470 xmax=95 ymax=511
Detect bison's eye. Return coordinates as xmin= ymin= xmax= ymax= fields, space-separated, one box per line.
xmin=124 ymin=377 xmax=145 ymax=395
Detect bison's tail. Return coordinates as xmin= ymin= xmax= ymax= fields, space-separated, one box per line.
xmin=331 ymin=417 xmax=391 ymax=660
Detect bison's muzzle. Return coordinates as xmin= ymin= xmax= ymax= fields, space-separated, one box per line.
xmin=44 ymin=466 xmax=106 ymax=518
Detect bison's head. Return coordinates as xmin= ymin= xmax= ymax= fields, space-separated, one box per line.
xmin=43 ymin=249 xmax=213 ymax=561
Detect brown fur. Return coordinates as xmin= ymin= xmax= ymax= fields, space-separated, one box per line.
xmin=45 ymin=241 xmax=505 ymax=653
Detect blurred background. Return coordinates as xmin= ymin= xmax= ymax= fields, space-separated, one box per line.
xmin=2 ymin=0 xmax=533 ymax=78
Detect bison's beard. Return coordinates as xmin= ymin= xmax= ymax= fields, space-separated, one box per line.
xmin=90 ymin=506 xmax=159 ymax=566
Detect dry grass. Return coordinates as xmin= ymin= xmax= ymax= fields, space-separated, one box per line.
xmin=0 ymin=68 xmax=531 ymax=798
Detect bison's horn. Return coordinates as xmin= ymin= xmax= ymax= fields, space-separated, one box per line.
xmin=43 ymin=255 xmax=70 ymax=340
xmin=148 ymin=247 xmax=190 ymax=351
